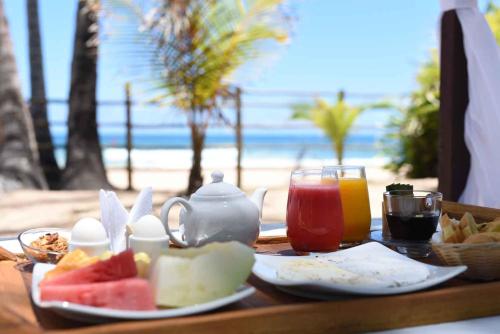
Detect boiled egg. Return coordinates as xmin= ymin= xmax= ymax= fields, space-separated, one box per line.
xmin=69 ymin=217 xmax=110 ymax=256
xmin=129 ymin=214 xmax=166 ymax=238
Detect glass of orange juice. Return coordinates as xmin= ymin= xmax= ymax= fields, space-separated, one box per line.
xmin=323 ymin=166 xmax=371 ymax=246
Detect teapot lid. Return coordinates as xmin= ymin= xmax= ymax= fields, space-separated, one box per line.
xmin=193 ymin=171 xmax=243 ymax=197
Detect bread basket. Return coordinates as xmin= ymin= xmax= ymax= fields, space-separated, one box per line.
xmin=432 ymin=242 xmax=500 ymax=281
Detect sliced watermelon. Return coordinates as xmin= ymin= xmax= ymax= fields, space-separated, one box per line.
xmin=41 ymin=250 xmax=137 ymax=286
xmin=41 ymin=278 xmax=156 ymax=311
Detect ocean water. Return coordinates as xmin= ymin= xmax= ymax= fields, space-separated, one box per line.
xmin=51 ymin=126 xmax=392 ymax=169
xmin=46 ymin=94 xmax=398 ymax=169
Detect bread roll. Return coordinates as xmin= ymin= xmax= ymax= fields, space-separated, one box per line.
xmin=486 ymin=220 xmax=500 ymax=233
xmin=463 ymin=232 xmax=500 ymax=244
xmin=441 ymin=214 xmax=459 ymax=243
xmin=460 ymin=212 xmax=478 ymax=238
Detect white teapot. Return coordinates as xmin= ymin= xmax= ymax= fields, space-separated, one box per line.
xmin=160 ymin=171 xmax=267 ymax=247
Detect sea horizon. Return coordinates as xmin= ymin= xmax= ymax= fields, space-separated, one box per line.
xmin=51 ymin=126 xmax=393 ymax=169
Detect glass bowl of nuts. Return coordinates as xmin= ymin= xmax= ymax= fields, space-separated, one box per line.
xmin=18 ymin=228 xmax=70 ymax=263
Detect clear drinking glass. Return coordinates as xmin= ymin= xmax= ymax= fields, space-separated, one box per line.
xmin=324 ymin=166 xmax=371 ymax=246
xmin=383 ymin=190 xmax=442 ymax=241
xmin=286 ymin=168 xmax=344 ymax=252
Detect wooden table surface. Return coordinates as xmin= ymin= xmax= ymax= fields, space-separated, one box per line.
xmin=1 ymin=201 xmax=500 ymax=333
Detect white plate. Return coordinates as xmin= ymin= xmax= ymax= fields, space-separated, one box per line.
xmin=253 ymin=242 xmax=466 ymax=298
xmin=32 ymin=263 xmax=255 ymax=323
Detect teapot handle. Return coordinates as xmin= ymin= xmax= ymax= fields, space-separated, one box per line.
xmin=160 ymin=197 xmax=192 ymax=248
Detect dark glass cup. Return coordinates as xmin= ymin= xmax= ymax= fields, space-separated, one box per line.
xmin=383 ymin=190 xmax=442 ymax=241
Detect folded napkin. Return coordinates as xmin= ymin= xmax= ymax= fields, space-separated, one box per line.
xmin=99 ymin=187 xmax=153 ymax=252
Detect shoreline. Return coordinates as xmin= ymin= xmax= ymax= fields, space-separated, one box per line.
xmin=58 ymin=147 xmax=391 ymax=170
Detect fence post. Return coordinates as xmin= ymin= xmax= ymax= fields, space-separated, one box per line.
xmin=235 ymin=87 xmax=243 ymax=188
xmin=125 ymin=82 xmax=133 ymax=191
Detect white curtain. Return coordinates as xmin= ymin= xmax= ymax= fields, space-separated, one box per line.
xmin=440 ymin=0 xmax=500 ymax=207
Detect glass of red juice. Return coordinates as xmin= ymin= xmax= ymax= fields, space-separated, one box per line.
xmin=286 ymin=169 xmax=344 ymax=252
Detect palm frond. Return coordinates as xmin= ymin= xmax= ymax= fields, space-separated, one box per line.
xmin=289 ymin=96 xmax=371 ymax=164
xmin=103 ymin=0 xmax=292 ymax=112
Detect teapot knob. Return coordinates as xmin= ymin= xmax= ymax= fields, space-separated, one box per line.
xmin=211 ymin=171 xmax=224 ymax=183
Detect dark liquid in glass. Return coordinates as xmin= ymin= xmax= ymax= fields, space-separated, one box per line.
xmin=386 ymin=213 xmax=439 ymax=241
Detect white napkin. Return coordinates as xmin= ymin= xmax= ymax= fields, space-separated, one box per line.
xmin=127 ymin=187 xmax=153 ymax=226
xmin=99 ymin=187 xmax=153 ymax=252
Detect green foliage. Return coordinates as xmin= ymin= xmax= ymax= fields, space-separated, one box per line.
xmin=292 ymin=92 xmax=370 ymax=165
xmin=486 ymin=2 xmax=500 ymax=44
xmin=387 ymin=3 xmax=500 ymax=178
xmin=105 ymin=0 xmax=291 ymax=192
xmin=385 ymin=53 xmax=439 ymax=178
xmin=107 ymin=0 xmax=290 ymax=119
xmin=385 ymin=183 xmax=413 ymax=192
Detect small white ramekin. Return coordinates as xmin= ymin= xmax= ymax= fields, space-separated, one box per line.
xmin=68 ymin=239 xmax=111 ymax=257
xmin=128 ymin=234 xmax=169 ymax=263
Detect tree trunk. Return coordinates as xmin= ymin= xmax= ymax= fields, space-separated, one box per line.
xmin=61 ymin=0 xmax=110 ymax=190
xmin=0 ymin=0 xmax=47 ymax=191
xmin=27 ymin=0 xmax=61 ymax=189
xmin=187 ymin=123 xmax=205 ymax=195
xmin=335 ymin=141 xmax=343 ymax=165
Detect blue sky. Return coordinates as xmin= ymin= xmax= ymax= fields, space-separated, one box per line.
xmin=4 ymin=0 xmax=495 ymax=126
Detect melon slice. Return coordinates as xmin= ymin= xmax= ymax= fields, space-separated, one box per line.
xmin=41 ymin=250 xmax=137 ymax=286
xmin=151 ymin=241 xmax=255 ymax=307
xmin=41 ymin=278 xmax=156 ymax=310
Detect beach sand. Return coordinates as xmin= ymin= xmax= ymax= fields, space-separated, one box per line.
xmin=0 ymin=166 xmax=437 ymax=237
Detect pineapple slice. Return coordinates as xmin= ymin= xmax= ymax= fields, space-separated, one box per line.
xmin=44 ymin=249 xmax=98 ymax=280
xmin=99 ymin=251 xmax=114 ymax=260
xmin=134 ymin=252 xmax=151 ymax=278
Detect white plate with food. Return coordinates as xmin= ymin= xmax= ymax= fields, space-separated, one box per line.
xmin=32 ymin=262 xmax=255 ymax=323
xmin=253 ymin=242 xmax=466 ymax=298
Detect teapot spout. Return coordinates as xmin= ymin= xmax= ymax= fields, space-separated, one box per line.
xmin=250 ymin=187 xmax=268 ymax=218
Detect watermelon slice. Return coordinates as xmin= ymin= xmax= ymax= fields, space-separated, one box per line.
xmin=41 ymin=250 xmax=137 ymax=286
xmin=41 ymin=278 xmax=156 ymax=311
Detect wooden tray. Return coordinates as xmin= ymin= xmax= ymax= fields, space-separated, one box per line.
xmin=1 ymin=201 xmax=500 ymax=334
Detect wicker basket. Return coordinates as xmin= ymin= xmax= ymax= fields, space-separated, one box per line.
xmin=432 ymin=242 xmax=500 ymax=281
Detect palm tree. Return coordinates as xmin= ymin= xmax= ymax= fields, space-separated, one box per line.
xmin=0 ymin=0 xmax=47 ymax=191
xmin=385 ymin=54 xmax=439 ymax=177
xmin=27 ymin=0 xmax=62 ymax=189
xmin=106 ymin=0 xmax=290 ymax=194
xmin=61 ymin=0 xmax=110 ymax=190
xmin=384 ymin=3 xmax=500 ymax=178
xmin=291 ymin=91 xmax=382 ymax=165
xmin=486 ymin=2 xmax=500 ymax=44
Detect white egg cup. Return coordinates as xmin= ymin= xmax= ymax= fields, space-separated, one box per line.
xmin=69 ymin=239 xmax=111 ymax=257
xmin=128 ymin=234 xmax=169 ymax=263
